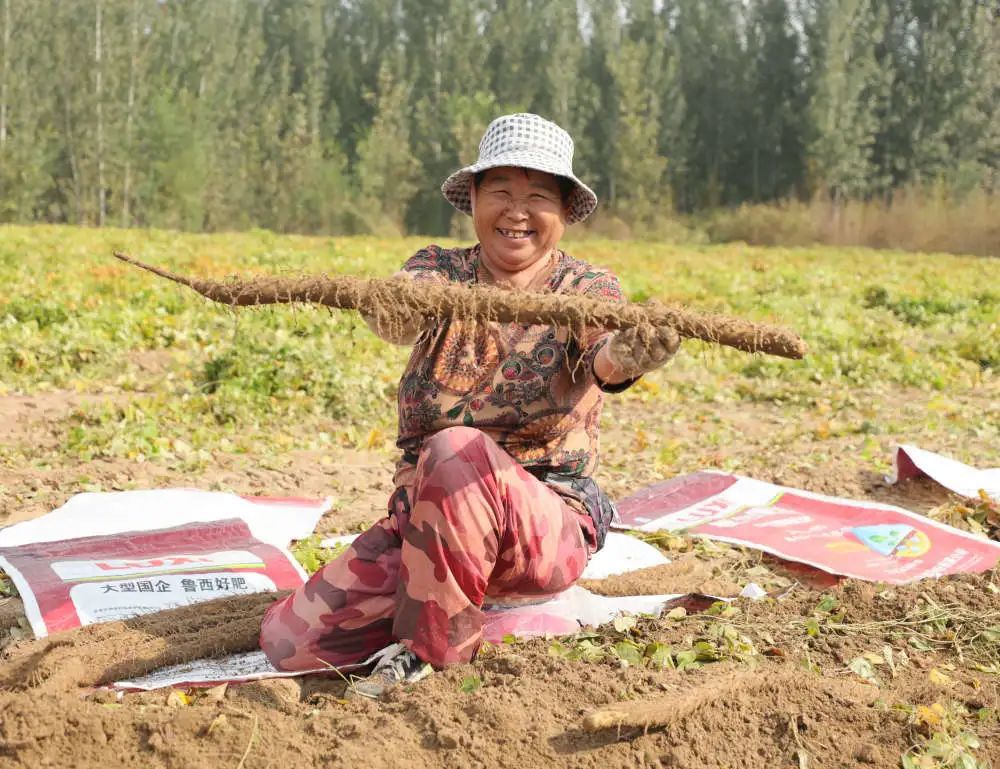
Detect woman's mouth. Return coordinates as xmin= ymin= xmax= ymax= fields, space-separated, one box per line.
xmin=496 ymin=228 xmax=534 ymax=241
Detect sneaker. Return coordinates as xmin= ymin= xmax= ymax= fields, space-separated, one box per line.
xmin=350 ymin=643 xmax=433 ymax=699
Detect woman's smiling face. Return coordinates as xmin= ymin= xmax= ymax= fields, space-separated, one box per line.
xmin=471 ymin=167 xmax=568 ymax=275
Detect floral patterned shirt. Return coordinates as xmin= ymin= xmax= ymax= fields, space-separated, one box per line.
xmin=392 ymin=244 xmax=628 ymax=494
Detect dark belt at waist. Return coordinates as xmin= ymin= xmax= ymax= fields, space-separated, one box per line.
xmin=526 ymin=467 xmax=616 ymax=551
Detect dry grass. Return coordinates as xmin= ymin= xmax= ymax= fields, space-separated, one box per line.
xmin=700 ymin=189 xmax=1000 ymax=257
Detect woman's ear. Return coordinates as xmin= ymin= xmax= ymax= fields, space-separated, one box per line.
xmin=469 ymin=178 xmax=477 ymax=211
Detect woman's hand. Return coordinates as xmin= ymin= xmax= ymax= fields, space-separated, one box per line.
xmin=595 ymin=324 xmax=680 ymax=383
xmin=363 ymin=271 xmax=432 ymax=345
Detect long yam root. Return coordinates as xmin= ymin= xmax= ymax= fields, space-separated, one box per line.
xmin=113 ymin=251 xmax=808 ymax=359
xmin=582 ymin=670 xmax=878 ymax=733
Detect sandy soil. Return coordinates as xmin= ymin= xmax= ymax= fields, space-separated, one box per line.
xmin=1 ymin=389 xmax=998 ymax=769
xmin=1 ymin=574 xmax=997 ymax=769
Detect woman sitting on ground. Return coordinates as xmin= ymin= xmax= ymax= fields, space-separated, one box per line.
xmin=259 ymin=113 xmax=679 ymax=697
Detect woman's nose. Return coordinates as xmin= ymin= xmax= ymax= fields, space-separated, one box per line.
xmin=504 ymin=200 xmax=530 ymax=219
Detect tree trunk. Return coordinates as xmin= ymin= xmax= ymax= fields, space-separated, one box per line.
xmin=752 ymin=145 xmax=760 ymax=202
xmin=61 ymin=90 xmax=83 ymax=224
xmin=95 ymin=0 xmax=106 ymax=227
xmin=122 ymin=0 xmax=138 ymax=226
xmin=0 ymin=0 xmax=10 ymax=147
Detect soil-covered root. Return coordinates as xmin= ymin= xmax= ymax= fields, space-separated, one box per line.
xmin=0 ymin=591 xmax=285 ymax=692
xmin=112 ymin=251 xmax=808 ymax=360
xmin=582 ymin=668 xmax=879 ymax=732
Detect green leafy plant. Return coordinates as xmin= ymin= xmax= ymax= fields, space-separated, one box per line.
xmin=547 ymin=618 xmax=759 ymax=671
xmin=291 ymin=536 xmax=348 ymax=575
xmin=900 ymin=702 xmax=990 ymax=769
xmin=0 ymin=570 xmax=18 ymax=598
xmin=801 ymin=594 xmax=845 ymax=638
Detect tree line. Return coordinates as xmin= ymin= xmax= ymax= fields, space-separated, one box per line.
xmin=0 ymin=0 xmax=996 ymax=237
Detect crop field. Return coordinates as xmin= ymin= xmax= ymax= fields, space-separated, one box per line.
xmin=0 ymin=225 xmax=998 ymax=769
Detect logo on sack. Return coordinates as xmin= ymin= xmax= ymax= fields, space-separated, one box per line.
xmin=51 ymin=550 xmax=265 ymax=582
xmin=837 ymin=524 xmax=932 ymax=559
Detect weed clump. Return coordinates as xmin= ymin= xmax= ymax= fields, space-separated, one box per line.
xmin=863 ymin=287 xmax=969 ymax=327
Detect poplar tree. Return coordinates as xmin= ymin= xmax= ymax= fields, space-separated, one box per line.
xmin=483 ymin=0 xmax=544 ymax=113
xmin=402 ymin=0 xmax=486 ymax=234
xmin=354 ymin=63 xmax=421 ymax=235
xmin=745 ymin=0 xmax=806 ymax=201
xmin=608 ymin=1 xmax=670 ymax=226
xmin=671 ymin=0 xmax=751 ymax=209
xmin=872 ymin=0 xmax=998 ymax=193
xmin=578 ymin=0 xmax=623 ymax=204
xmin=806 ymin=0 xmax=890 ymax=201
xmin=0 ymin=0 xmax=59 ymax=220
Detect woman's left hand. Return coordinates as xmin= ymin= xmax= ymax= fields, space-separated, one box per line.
xmin=601 ymin=324 xmax=681 ymax=381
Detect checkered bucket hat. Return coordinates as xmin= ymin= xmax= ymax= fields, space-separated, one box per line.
xmin=441 ymin=113 xmax=598 ymax=224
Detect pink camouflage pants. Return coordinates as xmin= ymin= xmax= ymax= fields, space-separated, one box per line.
xmin=259 ymin=426 xmax=595 ymax=670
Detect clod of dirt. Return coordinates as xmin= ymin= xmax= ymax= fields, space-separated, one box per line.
xmin=436 ymin=729 xmax=461 ymax=749
xmin=855 ymin=742 xmax=884 ymax=764
xmin=482 ymin=652 xmax=529 ymax=676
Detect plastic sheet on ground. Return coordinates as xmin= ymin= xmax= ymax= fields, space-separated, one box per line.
xmin=0 ymin=491 xmax=328 ymax=637
xmin=0 ymin=489 xmax=330 ymax=548
xmin=115 ymin=650 xmax=336 ymax=691
xmin=890 ymin=444 xmax=1000 ymax=503
xmin=615 ymin=471 xmax=1000 ymax=584
xmin=480 ymin=585 xmax=685 ymax=640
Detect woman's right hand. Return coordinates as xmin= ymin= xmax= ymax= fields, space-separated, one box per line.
xmin=363 ymin=271 xmax=433 ymax=345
